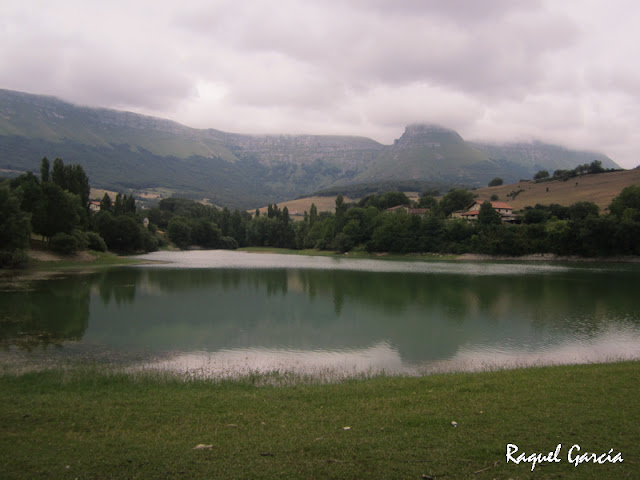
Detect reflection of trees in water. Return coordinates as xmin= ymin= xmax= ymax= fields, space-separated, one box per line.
xmin=0 ymin=275 xmax=91 ymax=350
xmin=83 ymin=266 xmax=640 ymax=364
xmin=292 ymin=269 xmax=640 ymax=329
xmin=115 ymin=267 xmax=640 ymax=335
xmin=10 ymin=265 xmax=636 ymax=362
xmin=96 ymin=269 xmax=142 ymax=306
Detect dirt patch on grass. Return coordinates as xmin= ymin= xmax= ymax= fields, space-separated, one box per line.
xmin=29 ymin=249 xmax=96 ymax=263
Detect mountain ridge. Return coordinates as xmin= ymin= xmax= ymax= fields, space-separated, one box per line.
xmin=0 ymin=88 xmax=620 ymax=208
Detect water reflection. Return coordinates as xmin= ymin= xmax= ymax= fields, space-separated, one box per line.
xmin=0 ymin=275 xmax=90 ymax=350
xmin=2 ymin=252 xmax=640 ymax=376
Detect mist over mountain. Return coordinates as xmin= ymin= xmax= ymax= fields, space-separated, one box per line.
xmin=0 ymin=89 xmax=619 ymax=208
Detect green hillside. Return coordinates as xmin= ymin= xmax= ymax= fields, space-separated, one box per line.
xmin=355 ymin=125 xmax=528 ymax=186
xmin=471 ymin=140 xmax=618 ymax=172
xmin=0 ymin=89 xmax=620 ymax=208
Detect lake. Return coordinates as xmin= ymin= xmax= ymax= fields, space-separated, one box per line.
xmin=2 ymin=250 xmax=640 ymax=379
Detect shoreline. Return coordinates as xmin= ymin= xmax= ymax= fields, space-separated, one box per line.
xmin=4 ymin=247 xmax=639 ymax=279
xmin=455 ymin=252 xmax=640 ymax=263
xmin=239 ymin=247 xmax=640 ymax=264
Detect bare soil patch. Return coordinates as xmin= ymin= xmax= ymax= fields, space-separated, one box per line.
xmin=28 ymin=249 xmax=96 ymax=263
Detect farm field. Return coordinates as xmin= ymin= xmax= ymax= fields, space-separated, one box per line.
xmin=260 ymin=169 xmax=640 ymax=216
xmin=468 ymin=169 xmax=640 ymax=212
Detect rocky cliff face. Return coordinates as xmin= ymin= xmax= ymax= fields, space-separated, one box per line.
xmin=393 ymin=124 xmax=464 ymax=147
xmin=207 ymin=130 xmax=385 ymax=168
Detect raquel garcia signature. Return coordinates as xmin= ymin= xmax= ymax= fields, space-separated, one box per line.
xmin=506 ymin=443 xmax=624 ymax=471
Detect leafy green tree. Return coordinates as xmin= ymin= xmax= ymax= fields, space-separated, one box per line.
xmin=613 ymin=218 xmax=640 ymax=255
xmin=107 ymin=215 xmax=144 ymax=252
xmin=334 ymin=194 xmax=347 ymax=233
xmin=86 ymin=232 xmax=107 ymax=252
xmin=534 ymin=170 xmax=550 ymax=181
xmin=342 ymin=219 xmax=365 ymax=246
xmin=100 ymin=193 xmax=113 ymax=212
xmin=114 ymin=193 xmax=124 ymax=215
xmin=191 ymin=219 xmax=222 ymax=248
xmin=589 ymin=160 xmax=605 ymax=173
xmin=333 ymin=232 xmax=354 ymax=253
xmin=65 ymin=164 xmax=90 ymax=207
xmin=282 ymin=206 xmax=291 ymax=226
xmin=575 ymin=215 xmax=615 ymax=257
xmin=49 ymin=230 xmax=88 ymax=255
xmin=306 ymin=217 xmax=334 ymax=250
xmin=246 ymin=215 xmax=268 ymax=246
xmin=418 ymin=216 xmax=445 ymax=252
xmin=32 ymin=183 xmax=83 ymax=241
xmin=377 ymin=192 xmax=411 ymax=210
xmin=40 ymin=157 xmax=50 ymax=183
xmin=477 ymin=202 xmax=502 ymax=226
xmin=229 ymin=210 xmax=248 ymax=246
xmin=309 ymin=203 xmax=318 ymax=226
xmin=438 ymin=189 xmax=474 ymax=217
xmin=294 ymin=220 xmax=309 ymax=249
xmin=369 ymin=212 xmax=416 ymax=252
xmin=125 ymin=194 xmax=136 ymax=214
xmin=545 ymin=220 xmax=571 ymax=255
xmin=609 ymin=185 xmax=640 ymax=220
xmin=523 ymin=207 xmax=548 ymax=224
xmin=444 ymin=219 xmax=475 ymax=252
xmin=568 ymin=201 xmax=599 ymax=222
xmin=0 ymin=186 xmax=32 ymax=268
xmin=168 ymin=216 xmax=192 ymax=249
xmin=10 ymin=172 xmax=42 ymax=214
xmin=51 ymin=158 xmax=65 ymax=188
xmin=488 ymin=177 xmax=503 ymax=187
xmin=417 ymin=195 xmax=437 ymax=210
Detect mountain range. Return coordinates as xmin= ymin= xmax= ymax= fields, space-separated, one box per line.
xmin=0 ymin=88 xmax=619 ymax=209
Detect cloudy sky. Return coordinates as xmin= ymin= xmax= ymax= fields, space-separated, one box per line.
xmin=1 ymin=0 xmax=639 ymax=168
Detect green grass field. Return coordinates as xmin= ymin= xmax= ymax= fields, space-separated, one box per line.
xmin=0 ymin=362 xmax=637 ymax=479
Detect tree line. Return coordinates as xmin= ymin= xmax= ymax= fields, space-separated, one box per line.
xmin=1 ymin=157 xmax=160 ymax=267
xmin=2 ymin=156 xmax=640 ymax=268
xmin=145 ymin=186 xmax=640 ymax=258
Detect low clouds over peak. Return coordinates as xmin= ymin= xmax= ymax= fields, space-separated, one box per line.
xmin=1 ymin=0 xmax=639 ymax=167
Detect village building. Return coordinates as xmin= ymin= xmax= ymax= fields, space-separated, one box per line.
xmin=89 ymin=200 xmax=101 ymax=212
xmin=451 ymin=200 xmax=516 ymax=223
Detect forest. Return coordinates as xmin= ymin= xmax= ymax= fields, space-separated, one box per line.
xmin=2 ymin=157 xmax=640 ymax=268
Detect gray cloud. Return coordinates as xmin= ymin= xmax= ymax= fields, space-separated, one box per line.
xmin=1 ymin=0 xmax=639 ymax=167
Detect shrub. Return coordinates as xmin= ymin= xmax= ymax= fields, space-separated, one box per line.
xmin=0 ymin=249 xmax=29 ymax=268
xmin=50 ymin=232 xmax=81 ymax=254
xmin=141 ymin=230 xmax=159 ymax=252
xmin=86 ymin=232 xmax=107 ymax=252
xmin=333 ymin=233 xmax=354 ymax=253
xmin=220 ymin=236 xmax=239 ymax=250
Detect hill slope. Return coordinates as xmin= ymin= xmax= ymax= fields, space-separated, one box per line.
xmin=472 ymin=169 xmax=640 ymax=211
xmin=471 ymin=140 xmax=618 ymax=174
xmin=0 ymin=89 xmax=620 ymax=208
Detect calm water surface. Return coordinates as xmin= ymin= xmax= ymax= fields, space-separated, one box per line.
xmin=2 ymin=250 xmax=639 ymax=378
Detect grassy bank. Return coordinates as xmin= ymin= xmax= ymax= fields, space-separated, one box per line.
xmin=1 ymin=362 xmax=637 ymax=479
